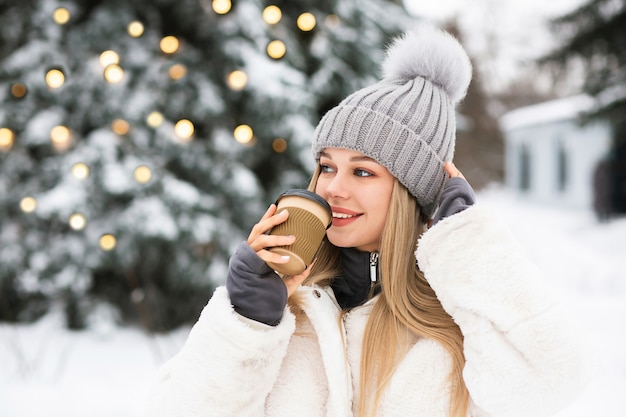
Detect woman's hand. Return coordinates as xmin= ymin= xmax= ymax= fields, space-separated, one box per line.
xmin=444 ymin=161 xmax=465 ymax=180
xmin=247 ymin=204 xmax=314 ymax=296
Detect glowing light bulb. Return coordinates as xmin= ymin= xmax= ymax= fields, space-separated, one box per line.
xmin=226 ymin=70 xmax=248 ymax=91
xmin=69 ymin=213 xmax=87 ymax=231
xmin=50 ymin=125 xmax=71 ymax=151
xmin=50 ymin=126 xmax=70 ymax=142
xmin=175 ymin=119 xmax=194 ymax=141
xmin=134 ymin=165 xmax=153 ymax=184
xmin=128 ymin=21 xmax=144 ymax=37
xmin=11 ymin=83 xmax=27 ymax=98
xmin=169 ymin=64 xmax=187 ymax=80
xmin=160 ymin=36 xmax=179 ymax=54
xmin=45 ymin=69 xmax=65 ymax=89
xmin=272 ymin=138 xmax=287 ymax=153
xmin=146 ymin=111 xmax=164 ymax=128
xmin=266 ymin=40 xmax=286 ymax=59
xmin=99 ymin=234 xmax=117 ymax=251
xmin=0 ymin=128 xmax=15 ymax=152
xmin=111 ymin=119 xmax=130 ymax=135
xmin=131 ymin=288 xmax=145 ymax=303
xmin=99 ymin=50 xmax=119 ymax=67
xmin=71 ymin=162 xmax=90 ymax=180
xmin=104 ymin=64 xmax=124 ymax=83
xmin=212 ymin=0 xmax=231 ymax=14
xmin=53 ymin=7 xmax=70 ymax=25
xmin=234 ymin=124 xmax=253 ymax=144
xmin=297 ymin=12 xmax=316 ymax=31
xmin=325 ymin=14 xmax=340 ymax=28
xmin=20 ymin=197 xmax=37 ymax=213
xmin=262 ymin=5 xmax=282 ymax=24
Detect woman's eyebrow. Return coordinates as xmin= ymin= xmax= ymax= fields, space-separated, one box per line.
xmin=319 ymin=151 xmax=377 ymax=163
xmin=350 ymin=156 xmax=377 ymax=163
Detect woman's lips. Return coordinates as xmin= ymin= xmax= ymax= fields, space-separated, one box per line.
xmin=331 ymin=207 xmax=362 ymax=227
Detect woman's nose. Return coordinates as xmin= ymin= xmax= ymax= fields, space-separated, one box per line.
xmin=324 ymin=172 xmax=349 ymax=199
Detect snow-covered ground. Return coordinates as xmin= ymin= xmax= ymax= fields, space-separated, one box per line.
xmin=1 ymin=187 xmax=624 ymax=417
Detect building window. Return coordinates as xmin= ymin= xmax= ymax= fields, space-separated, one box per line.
xmin=519 ymin=143 xmax=531 ymax=191
xmin=557 ymin=142 xmax=568 ymax=192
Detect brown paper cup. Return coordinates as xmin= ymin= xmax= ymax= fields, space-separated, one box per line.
xmin=267 ymin=189 xmax=332 ymax=276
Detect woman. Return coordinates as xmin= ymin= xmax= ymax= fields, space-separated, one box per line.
xmin=147 ymin=26 xmax=590 ymax=417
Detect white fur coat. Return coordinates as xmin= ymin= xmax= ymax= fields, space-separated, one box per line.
xmin=146 ymin=205 xmax=591 ymax=417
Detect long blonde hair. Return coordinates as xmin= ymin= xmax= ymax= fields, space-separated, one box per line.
xmin=292 ymin=165 xmax=469 ymax=417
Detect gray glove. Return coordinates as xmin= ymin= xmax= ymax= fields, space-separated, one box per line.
xmin=225 ymin=241 xmax=287 ymax=326
xmin=431 ymin=177 xmax=476 ymax=226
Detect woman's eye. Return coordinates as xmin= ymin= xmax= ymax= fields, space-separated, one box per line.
xmin=354 ymin=168 xmax=373 ymax=177
xmin=320 ymin=164 xmax=335 ymax=174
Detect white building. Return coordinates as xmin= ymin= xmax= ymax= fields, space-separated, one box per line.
xmin=500 ymin=95 xmax=613 ymax=210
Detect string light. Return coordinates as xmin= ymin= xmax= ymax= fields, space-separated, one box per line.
xmin=226 ymin=70 xmax=248 ymax=91
xmin=127 ymin=21 xmax=144 ymax=37
xmin=53 ymin=7 xmax=70 ymax=25
xmin=130 ymin=288 xmax=145 ymax=303
xmin=0 ymin=128 xmax=14 ymax=152
xmin=297 ymin=12 xmax=316 ymax=31
xmin=134 ymin=165 xmax=153 ymax=184
xmin=103 ymin=64 xmax=124 ymax=83
xmin=99 ymin=50 xmax=119 ymax=67
xmin=168 ymin=64 xmax=187 ymax=80
xmin=69 ymin=213 xmax=87 ymax=231
xmin=325 ymin=14 xmax=340 ymax=28
xmin=99 ymin=234 xmax=117 ymax=251
xmin=212 ymin=0 xmax=231 ymax=14
xmin=175 ymin=119 xmax=194 ymax=141
xmin=272 ymin=138 xmax=287 ymax=153
xmin=160 ymin=36 xmax=180 ymax=54
xmin=234 ymin=124 xmax=253 ymax=144
xmin=50 ymin=125 xmax=72 ymax=151
xmin=146 ymin=111 xmax=164 ymax=128
xmin=262 ymin=5 xmax=282 ymax=24
xmin=266 ymin=40 xmax=286 ymax=59
xmin=45 ymin=69 xmax=65 ymax=89
xmin=20 ymin=197 xmax=37 ymax=213
xmin=11 ymin=83 xmax=27 ymax=98
xmin=71 ymin=162 xmax=90 ymax=180
xmin=111 ymin=119 xmax=130 ymax=135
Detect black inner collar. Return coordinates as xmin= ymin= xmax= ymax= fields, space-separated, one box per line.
xmin=330 ymin=247 xmax=379 ymax=309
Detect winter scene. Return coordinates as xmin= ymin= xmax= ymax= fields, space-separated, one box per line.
xmin=1 ymin=0 xmax=625 ymax=416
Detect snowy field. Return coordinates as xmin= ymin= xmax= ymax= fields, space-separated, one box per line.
xmin=1 ymin=187 xmax=624 ymax=417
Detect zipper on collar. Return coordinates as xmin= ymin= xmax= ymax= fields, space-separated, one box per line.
xmin=369 ymin=251 xmax=379 ymax=298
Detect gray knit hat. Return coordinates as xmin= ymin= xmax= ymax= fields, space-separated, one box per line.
xmin=312 ymin=26 xmax=472 ymax=217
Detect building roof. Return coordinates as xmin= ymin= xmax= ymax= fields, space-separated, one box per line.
xmin=499 ymin=94 xmax=594 ymax=132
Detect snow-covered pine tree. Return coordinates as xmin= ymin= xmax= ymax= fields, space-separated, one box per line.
xmin=0 ymin=0 xmax=413 ymax=330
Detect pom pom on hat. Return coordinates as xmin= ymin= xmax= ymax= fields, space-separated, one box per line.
xmin=382 ymin=26 xmax=472 ymax=104
xmin=312 ymin=25 xmax=473 ymax=218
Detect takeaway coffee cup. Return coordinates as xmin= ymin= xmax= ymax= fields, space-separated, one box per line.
xmin=267 ymin=189 xmax=332 ymax=276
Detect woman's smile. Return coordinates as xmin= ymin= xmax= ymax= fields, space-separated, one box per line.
xmin=331 ymin=207 xmax=362 ymax=226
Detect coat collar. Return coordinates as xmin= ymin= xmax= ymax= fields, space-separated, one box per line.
xmin=331 ymin=248 xmax=380 ymax=309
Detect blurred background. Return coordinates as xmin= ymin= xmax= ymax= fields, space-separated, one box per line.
xmin=0 ymin=0 xmax=624 ymax=416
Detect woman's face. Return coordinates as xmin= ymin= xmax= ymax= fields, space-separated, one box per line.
xmin=315 ymin=147 xmax=395 ymax=252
